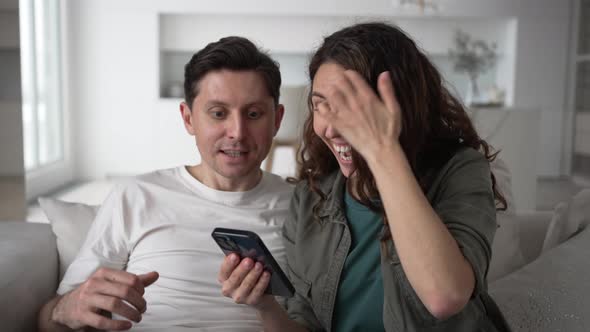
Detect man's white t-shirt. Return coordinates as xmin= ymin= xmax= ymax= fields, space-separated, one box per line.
xmin=58 ymin=166 xmax=293 ymax=331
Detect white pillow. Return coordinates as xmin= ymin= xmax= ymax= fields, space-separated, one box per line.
xmin=38 ymin=198 xmax=99 ymax=280
xmin=542 ymin=189 xmax=590 ymax=252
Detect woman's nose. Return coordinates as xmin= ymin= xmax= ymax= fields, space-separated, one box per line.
xmin=325 ymin=124 xmax=339 ymax=139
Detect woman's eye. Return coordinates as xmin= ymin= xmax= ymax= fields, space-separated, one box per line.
xmin=313 ymin=101 xmax=329 ymax=111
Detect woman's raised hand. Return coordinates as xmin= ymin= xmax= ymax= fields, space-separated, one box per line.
xmin=315 ymin=70 xmax=402 ymax=162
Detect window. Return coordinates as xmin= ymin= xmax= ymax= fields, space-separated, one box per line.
xmin=20 ymin=0 xmax=63 ymax=171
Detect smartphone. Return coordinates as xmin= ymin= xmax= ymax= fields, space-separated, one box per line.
xmin=211 ymin=227 xmax=295 ymax=298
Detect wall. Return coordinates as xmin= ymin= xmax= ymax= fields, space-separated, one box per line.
xmin=66 ymin=0 xmax=573 ymax=180
xmin=0 ymin=8 xmax=23 ymax=176
xmin=0 ymin=0 xmax=26 ymax=220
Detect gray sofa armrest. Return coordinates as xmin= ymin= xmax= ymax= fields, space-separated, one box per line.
xmin=0 ymin=221 xmax=59 ymax=332
xmin=514 ymin=211 xmax=553 ymax=263
xmin=489 ymin=226 xmax=590 ymax=332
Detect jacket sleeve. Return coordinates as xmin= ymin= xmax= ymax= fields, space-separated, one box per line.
xmin=282 ymin=183 xmax=325 ymax=331
xmin=387 ymin=150 xmax=499 ymax=327
xmin=432 ymin=150 xmax=497 ymax=297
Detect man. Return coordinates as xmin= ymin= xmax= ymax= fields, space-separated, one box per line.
xmin=38 ymin=36 xmax=292 ymax=331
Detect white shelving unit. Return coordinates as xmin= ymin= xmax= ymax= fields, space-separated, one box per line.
xmin=157 ymin=14 xmax=517 ymax=103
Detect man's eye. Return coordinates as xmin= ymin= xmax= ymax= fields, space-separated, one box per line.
xmin=247 ymin=111 xmax=262 ymax=119
xmin=210 ymin=109 xmax=226 ymax=119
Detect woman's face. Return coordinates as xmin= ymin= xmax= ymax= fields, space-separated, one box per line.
xmin=310 ymin=62 xmax=357 ymax=178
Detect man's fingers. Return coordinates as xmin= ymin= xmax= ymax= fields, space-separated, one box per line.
xmin=82 ymin=311 xmax=133 ymax=331
xmin=138 ymin=271 xmax=159 ymax=288
xmin=233 ymin=262 xmax=264 ymax=303
xmin=221 ymin=257 xmax=254 ymax=297
xmin=91 ymin=277 xmax=147 ymax=313
xmin=87 ymin=294 xmax=142 ymax=323
xmin=246 ymin=271 xmax=271 ymax=305
xmin=96 ymin=268 xmax=145 ymax=295
xmin=218 ymin=253 xmax=241 ymax=283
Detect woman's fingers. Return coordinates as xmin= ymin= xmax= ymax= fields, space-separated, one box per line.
xmin=377 ymin=71 xmax=399 ymax=114
xmin=377 ymin=71 xmax=402 ymax=137
xmin=344 ymin=70 xmax=374 ymax=99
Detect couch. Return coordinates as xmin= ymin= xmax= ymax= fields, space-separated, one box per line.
xmin=1 ymin=189 xmax=589 ymax=332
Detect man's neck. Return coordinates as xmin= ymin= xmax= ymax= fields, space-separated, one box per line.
xmin=186 ymin=165 xmax=262 ymax=192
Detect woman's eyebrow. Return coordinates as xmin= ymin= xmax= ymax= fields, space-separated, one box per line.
xmin=311 ymin=92 xmax=326 ymax=100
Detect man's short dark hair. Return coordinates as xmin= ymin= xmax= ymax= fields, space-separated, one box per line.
xmin=184 ymin=36 xmax=281 ymax=108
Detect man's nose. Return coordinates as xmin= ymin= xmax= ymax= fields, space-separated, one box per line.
xmin=227 ymin=113 xmax=246 ymax=140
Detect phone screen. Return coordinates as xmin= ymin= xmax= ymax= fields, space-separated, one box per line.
xmin=212 ymin=227 xmax=294 ymax=297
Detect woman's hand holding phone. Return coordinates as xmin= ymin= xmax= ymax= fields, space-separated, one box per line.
xmin=218 ymin=253 xmax=277 ymax=310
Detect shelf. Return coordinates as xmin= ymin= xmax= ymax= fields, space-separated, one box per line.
xmin=157 ymin=14 xmax=516 ymax=105
xmin=158 ymin=49 xmax=311 ymax=99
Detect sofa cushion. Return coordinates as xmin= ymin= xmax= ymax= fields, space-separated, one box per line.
xmin=487 ymin=158 xmax=526 ymax=281
xmin=541 ymin=189 xmax=590 ymax=253
xmin=0 ymin=222 xmax=58 ymax=332
xmin=489 ymin=226 xmax=590 ymax=332
xmin=38 ymin=198 xmax=99 ymax=280
xmin=488 ymin=212 xmax=526 ymax=281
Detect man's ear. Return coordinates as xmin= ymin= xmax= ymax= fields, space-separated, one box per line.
xmin=180 ymin=101 xmax=196 ymax=136
xmin=273 ymin=104 xmax=285 ymax=136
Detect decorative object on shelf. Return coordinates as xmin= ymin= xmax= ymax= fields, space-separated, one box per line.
xmin=448 ymin=30 xmax=498 ymax=107
xmin=166 ymin=81 xmax=184 ymax=98
xmin=391 ymin=0 xmax=439 ymax=13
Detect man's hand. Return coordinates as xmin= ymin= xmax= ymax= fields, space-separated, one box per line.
xmin=218 ymin=253 xmax=275 ymax=310
xmin=51 ymin=268 xmax=159 ymax=331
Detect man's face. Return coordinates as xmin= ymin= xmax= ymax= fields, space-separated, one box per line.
xmin=181 ymin=70 xmax=283 ymax=187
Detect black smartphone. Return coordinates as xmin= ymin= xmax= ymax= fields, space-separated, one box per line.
xmin=211 ymin=227 xmax=295 ymax=298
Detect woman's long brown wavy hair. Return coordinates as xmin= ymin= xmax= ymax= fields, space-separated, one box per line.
xmin=297 ymin=22 xmax=507 ymax=231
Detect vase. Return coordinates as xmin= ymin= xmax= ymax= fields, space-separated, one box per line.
xmin=465 ymin=77 xmax=482 ymax=107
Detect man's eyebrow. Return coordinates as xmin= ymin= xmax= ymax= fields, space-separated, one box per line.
xmin=203 ymin=100 xmax=230 ymax=108
xmin=243 ymin=101 xmax=269 ymax=108
xmin=203 ymin=100 xmax=271 ymax=109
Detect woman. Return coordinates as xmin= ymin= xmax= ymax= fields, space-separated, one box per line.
xmin=218 ymin=22 xmax=511 ymax=331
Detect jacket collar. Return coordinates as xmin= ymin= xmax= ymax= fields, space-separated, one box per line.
xmin=316 ymin=171 xmax=347 ymax=220
xmin=316 ymin=171 xmax=389 ymax=235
